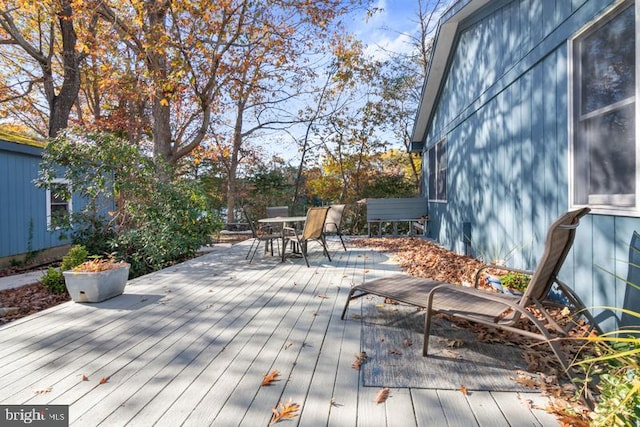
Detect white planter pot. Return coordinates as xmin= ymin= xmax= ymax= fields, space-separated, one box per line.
xmin=63 ymin=264 xmax=130 ymax=303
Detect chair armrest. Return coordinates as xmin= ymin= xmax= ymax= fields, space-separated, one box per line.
xmin=282 ymin=226 xmax=298 ymax=237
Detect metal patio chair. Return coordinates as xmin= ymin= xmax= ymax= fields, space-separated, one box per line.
xmin=342 ymin=208 xmax=599 ymax=388
xmin=243 ymin=207 xmax=280 ymax=263
xmin=282 ymin=207 xmax=331 ymax=267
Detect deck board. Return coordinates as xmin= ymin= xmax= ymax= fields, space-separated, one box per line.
xmin=0 ymin=238 xmax=559 ymax=426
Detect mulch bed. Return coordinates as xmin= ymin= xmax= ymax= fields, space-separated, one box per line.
xmin=0 ymin=283 xmax=70 ymax=325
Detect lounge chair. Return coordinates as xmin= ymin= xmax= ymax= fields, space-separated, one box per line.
xmin=243 ymin=207 xmax=281 ymax=263
xmin=282 ymin=207 xmax=331 ymax=267
xmin=342 ymin=208 xmax=599 ymax=385
xmin=325 ymin=204 xmax=347 ymax=251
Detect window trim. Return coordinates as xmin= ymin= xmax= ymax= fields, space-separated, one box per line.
xmin=46 ymin=179 xmax=72 ymax=230
xmin=568 ymin=0 xmax=639 ymax=217
xmin=427 ymin=137 xmax=447 ymax=203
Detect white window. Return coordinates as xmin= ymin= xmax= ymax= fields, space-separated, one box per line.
xmin=46 ymin=179 xmax=72 ymax=229
xmin=569 ymin=0 xmax=638 ymax=215
xmin=428 ymin=138 xmax=447 ymax=202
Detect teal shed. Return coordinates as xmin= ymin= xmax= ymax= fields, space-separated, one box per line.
xmin=0 ymin=130 xmax=100 ymax=267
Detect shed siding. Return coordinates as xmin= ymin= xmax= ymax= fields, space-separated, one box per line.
xmin=0 ymin=141 xmax=67 ymax=259
xmin=423 ymin=0 xmax=635 ymax=330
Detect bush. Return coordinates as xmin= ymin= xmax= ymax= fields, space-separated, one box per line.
xmin=113 ymin=179 xmax=221 ymax=277
xmin=40 ymin=267 xmax=65 ymax=294
xmin=572 ymin=309 xmax=640 ymax=425
xmin=41 ymin=245 xmax=88 ymax=294
xmin=37 ymin=130 xmax=223 ymax=279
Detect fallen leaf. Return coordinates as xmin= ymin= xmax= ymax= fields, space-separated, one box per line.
xmin=460 ymin=385 xmax=468 ymax=395
xmin=352 ymin=352 xmax=368 ymax=370
xmin=389 ymin=348 xmax=402 ymax=356
xmin=81 ymin=374 xmax=89 ymax=381
xmin=34 ymin=387 xmax=52 ymax=394
xmin=438 ymin=348 xmax=462 ymax=359
xmin=261 ymin=370 xmax=280 ymax=386
xmin=402 ymin=338 xmax=413 ymax=347
xmin=270 ymin=398 xmax=300 ymax=424
xmin=98 ymin=376 xmax=110 ymax=385
xmin=374 ymin=388 xmax=390 ymax=404
xmin=330 ymin=398 xmax=342 ymax=407
xmin=316 ymin=294 xmax=329 ymax=299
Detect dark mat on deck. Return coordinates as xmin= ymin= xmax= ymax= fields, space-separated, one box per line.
xmin=359 ymin=300 xmax=530 ymax=391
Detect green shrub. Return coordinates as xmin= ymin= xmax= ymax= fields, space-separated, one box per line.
xmin=113 ymin=179 xmax=221 ymax=277
xmin=499 ymin=271 xmax=531 ymax=292
xmin=573 ymin=309 xmax=640 ymax=426
xmin=37 ymin=130 xmax=223 ymax=279
xmin=60 ymin=245 xmax=89 ymax=271
xmin=40 ymin=245 xmax=88 ymax=294
xmin=40 ymin=267 xmax=65 ymax=294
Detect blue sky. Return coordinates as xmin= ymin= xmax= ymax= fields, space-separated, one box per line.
xmin=351 ymin=0 xmax=447 ymax=60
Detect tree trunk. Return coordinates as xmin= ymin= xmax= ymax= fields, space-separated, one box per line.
xmin=145 ymin=1 xmax=173 ymax=180
xmin=226 ymin=98 xmax=246 ymax=224
xmin=48 ymin=0 xmax=81 ymax=137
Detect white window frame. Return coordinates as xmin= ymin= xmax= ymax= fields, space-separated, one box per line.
xmin=428 ymin=138 xmax=447 ymax=202
xmin=568 ymin=0 xmax=639 ymax=216
xmin=46 ymin=179 xmax=72 ymax=230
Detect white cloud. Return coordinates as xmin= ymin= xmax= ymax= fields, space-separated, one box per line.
xmin=350 ymin=0 xmax=422 ymax=61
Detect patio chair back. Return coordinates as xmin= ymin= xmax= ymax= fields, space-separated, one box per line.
xmin=265 ymin=206 xmax=288 ymax=233
xmin=302 ymin=207 xmax=331 ymax=241
xmin=324 ymin=204 xmax=345 ymax=234
xmin=520 ymin=207 xmax=590 ymax=304
xmin=266 ymin=206 xmax=288 ymax=218
xmin=325 ymin=204 xmax=347 ymax=251
xmin=242 ymin=207 xmax=259 ymax=238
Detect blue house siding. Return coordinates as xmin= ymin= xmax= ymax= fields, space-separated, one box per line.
xmin=0 ymin=138 xmax=65 ymax=259
xmin=417 ymin=0 xmax=635 ymax=331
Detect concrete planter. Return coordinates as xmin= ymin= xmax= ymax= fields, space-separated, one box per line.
xmin=63 ymin=264 xmax=130 ymax=303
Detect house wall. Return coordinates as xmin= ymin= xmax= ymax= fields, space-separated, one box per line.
xmin=423 ymin=0 xmax=635 ymax=330
xmin=0 ymin=138 xmax=87 ymax=265
xmin=0 ymin=139 xmax=65 ymax=261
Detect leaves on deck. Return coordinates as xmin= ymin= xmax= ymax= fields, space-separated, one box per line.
xmin=402 ymin=337 xmax=412 ymax=347
xmin=34 ymin=386 xmax=52 ymax=394
xmin=81 ymin=374 xmax=89 ymax=381
xmin=261 ymin=370 xmax=280 ymax=386
xmin=374 ymin=387 xmax=390 ymax=404
xmin=351 ymin=352 xmax=368 ymax=370
xmin=389 ymin=348 xmax=402 ymax=356
xmin=270 ymin=398 xmax=300 ymax=424
xmin=98 ymin=376 xmax=110 ymax=385
xmin=460 ymin=385 xmax=468 ymax=395
xmin=354 ymin=237 xmax=601 ymax=423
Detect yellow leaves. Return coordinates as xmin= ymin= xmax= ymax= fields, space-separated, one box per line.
xmin=270 ymin=398 xmax=299 ymax=424
xmin=159 ymin=98 xmax=169 ymax=107
xmin=374 ymin=387 xmax=390 ymax=404
xmin=460 ymin=385 xmax=468 ymax=395
xmin=73 ymin=259 xmax=127 ymax=272
xmin=261 ymin=370 xmax=280 ymax=386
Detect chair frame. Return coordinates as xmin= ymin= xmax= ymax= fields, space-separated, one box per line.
xmin=325 ymin=204 xmax=347 ymax=251
xmin=243 ymin=207 xmax=280 ymax=263
xmin=341 ymin=208 xmax=600 ymax=392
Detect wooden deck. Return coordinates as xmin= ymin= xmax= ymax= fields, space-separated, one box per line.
xmin=0 ymin=238 xmax=559 ymax=426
